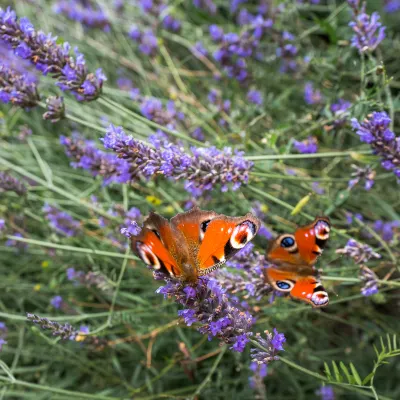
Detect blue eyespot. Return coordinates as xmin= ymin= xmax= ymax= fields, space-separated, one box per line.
xmin=281 ymin=236 xmax=295 ymax=248
xmin=277 ymin=281 xmax=291 ymax=290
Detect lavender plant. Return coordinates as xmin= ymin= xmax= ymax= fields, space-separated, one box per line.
xmin=0 ymin=1 xmax=399 ymax=399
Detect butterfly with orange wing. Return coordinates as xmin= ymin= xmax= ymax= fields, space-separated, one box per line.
xmin=265 ymin=217 xmax=331 ymax=308
xmin=131 ymin=207 xmax=261 ymax=283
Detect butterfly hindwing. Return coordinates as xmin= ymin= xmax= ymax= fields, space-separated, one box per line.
xmin=266 ymin=217 xmax=331 ymax=267
xmin=131 ymin=213 xmax=186 ymax=279
xmin=265 ymin=267 xmax=329 ymax=308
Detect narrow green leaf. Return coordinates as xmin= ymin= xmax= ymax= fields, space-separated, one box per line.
xmin=350 ymin=363 xmax=362 ymax=386
xmin=332 ymin=361 xmax=342 ymax=383
xmin=380 ymin=337 xmax=386 ymax=353
xmin=387 ymin=334 xmax=392 ymax=352
xmin=340 ymin=362 xmax=352 ymax=384
xmin=362 ymin=371 xmax=375 ymax=386
xmin=393 ymin=335 xmax=397 ymax=350
xmin=324 ymin=362 xmax=332 ymax=380
xmin=373 ymin=344 xmax=380 ymax=358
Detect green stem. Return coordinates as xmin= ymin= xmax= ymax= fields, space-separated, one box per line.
xmin=245 ymin=150 xmax=372 ymax=161
xmin=5 ymin=236 xmax=138 ymax=260
xmin=0 ymin=156 xmax=120 ymax=221
xmin=0 ymin=376 xmax=125 ymax=400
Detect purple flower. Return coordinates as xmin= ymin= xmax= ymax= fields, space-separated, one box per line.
xmin=162 ymin=15 xmax=181 ymax=32
xmin=304 ymin=82 xmax=323 ymax=105
xmin=42 ymin=96 xmax=65 ymax=122
xmin=0 ymin=322 xmax=7 ymax=351
xmin=27 ymin=313 xmax=78 ymax=341
xmin=53 ymin=1 xmax=111 ymax=31
xmin=102 ymin=125 xmax=253 ymax=192
xmin=0 ymin=7 xmax=105 ymax=101
xmin=129 ymin=27 xmax=158 ymax=56
xmin=351 ymin=112 xmax=400 ymax=180
xmin=384 ymin=1 xmax=400 ymax=13
xmin=0 ymin=64 xmax=40 ymax=108
xmin=373 ymin=220 xmax=399 ymax=242
xmin=312 ymin=181 xmax=325 ymax=195
xmin=316 ymin=385 xmax=335 ymax=400
xmin=336 ymin=239 xmax=381 ymax=263
xmin=43 ymin=203 xmax=80 ymax=237
xmin=271 ymin=328 xmax=286 ymax=351
xmin=0 ymin=219 xmax=5 ymax=232
xmin=348 ymin=1 xmax=386 ymax=53
xmin=120 ymin=221 xmax=141 ymax=238
xmin=50 ymin=295 xmax=63 ymax=309
xmin=359 ymin=265 xmax=379 ymax=297
xmin=193 ymin=41 xmax=209 ymax=56
xmin=66 ymin=268 xmax=111 ymax=292
xmin=293 ymin=136 xmax=318 ymax=154
xmin=0 ymin=172 xmax=27 ymax=195
xmin=60 ymin=134 xmax=131 ymax=185
xmin=348 ymin=164 xmax=375 ymax=190
xmin=251 ymin=328 xmax=286 ymax=365
xmin=247 ymin=89 xmax=263 ymax=106
xmin=157 ymin=276 xmax=254 ymax=351
xmin=249 ymin=362 xmax=267 ymax=394
xmin=331 ymin=99 xmax=352 ymax=127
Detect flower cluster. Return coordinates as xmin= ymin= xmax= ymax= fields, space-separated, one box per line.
xmin=0 ymin=64 xmax=40 ymax=108
xmin=193 ymin=0 xmax=217 ymax=15
xmin=293 ymin=136 xmax=318 ymax=154
xmin=0 ymin=322 xmax=7 ymax=351
xmin=42 ymin=203 xmax=81 ymax=237
xmin=249 ymin=362 xmax=267 ymax=397
xmin=276 ymin=31 xmax=299 ymax=73
xmin=348 ymin=0 xmax=386 ymax=53
xmin=140 ymin=97 xmax=185 ymax=129
xmin=304 ymin=82 xmax=323 ymax=105
xmin=137 ymin=0 xmax=181 ymax=32
xmin=215 ymin=244 xmax=272 ymax=300
xmin=384 ymin=1 xmax=400 ymax=13
xmin=0 ymin=7 xmax=106 ymax=101
xmin=209 ymin=15 xmax=273 ymax=82
xmin=53 ymin=0 xmax=111 ymax=31
xmin=373 ymin=220 xmax=399 ymax=242
xmin=251 ymin=328 xmax=286 ymax=365
xmin=316 ymin=385 xmax=335 ymax=400
xmin=43 ymin=96 xmax=65 ymax=122
xmin=129 ymin=27 xmax=158 ymax=56
xmin=247 ymin=89 xmax=263 ymax=106
xmin=60 ymin=134 xmax=130 ymax=185
xmin=102 ymin=125 xmax=253 ymax=192
xmin=351 ymin=112 xmax=400 ymax=180
xmin=67 ymin=267 xmax=112 ymax=293
xmin=348 ymin=164 xmax=375 ymax=190
xmin=0 ymin=172 xmax=27 ymax=195
xmin=331 ymin=98 xmax=352 ymax=127
xmin=336 ymin=239 xmax=381 ymax=263
xmin=27 ymin=313 xmax=76 ymax=339
xmin=359 ymin=265 xmax=379 ymax=296
xmin=157 ymin=276 xmax=254 ymax=352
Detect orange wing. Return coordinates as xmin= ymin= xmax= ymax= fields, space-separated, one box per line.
xmin=131 ymin=213 xmax=188 ymax=279
xmin=266 ymin=217 xmax=331 ymax=268
xmin=265 ymin=267 xmax=329 ymax=308
xmin=197 ymin=214 xmax=261 ymax=274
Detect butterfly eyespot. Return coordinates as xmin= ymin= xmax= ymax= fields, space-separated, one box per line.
xmin=276 ymin=280 xmax=294 ymax=292
xmin=310 ymin=290 xmax=329 ymax=307
xmin=136 ymin=242 xmax=161 ymax=270
xmin=229 ymin=220 xmax=257 ymax=249
xmin=280 ymin=235 xmax=297 ymax=250
xmin=315 ymin=220 xmax=330 ymax=240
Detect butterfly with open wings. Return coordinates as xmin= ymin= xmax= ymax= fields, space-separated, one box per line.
xmin=265 ymin=217 xmax=331 ymax=308
xmin=131 ymin=207 xmax=261 ymax=283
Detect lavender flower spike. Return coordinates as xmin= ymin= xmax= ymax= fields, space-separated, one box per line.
xmin=43 ymin=96 xmax=65 ymax=122
xmin=157 ymin=276 xmax=254 ymax=352
xmin=27 ymin=313 xmax=77 ymax=340
xmin=351 ymin=112 xmax=400 ymax=181
xmin=0 ymin=7 xmax=106 ymax=101
xmin=102 ymin=125 xmax=253 ymax=192
xmin=0 ymin=64 xmax=40 ymax=108
xmin=359 ymin=265 xmax=379 ymax=296
xmin=251 ymin=328 xmax=286 ymax=365
xmin=336 ymin=239 xmax=381 ymax=263
xmin=43 ymin=203 xmax=80 ymax=236
xmin=60 ymin=134 xmax=131 ymax=185
xmin=0 ymin=172 xmax=27 ymax=195
xmin=348 ymin=1 xmax=386 ymax=53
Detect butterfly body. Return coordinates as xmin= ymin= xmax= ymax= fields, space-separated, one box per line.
xmin=265 ymin=217 xmax=331 ymax=308
xmin=131 ymin=207 xmax=261 ymax=283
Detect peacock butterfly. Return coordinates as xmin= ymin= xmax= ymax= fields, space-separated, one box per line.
xmin=265 ymin=216 xmax=331 ymax=308
xmin=131 ymin=207 xmax=261 ymax=283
